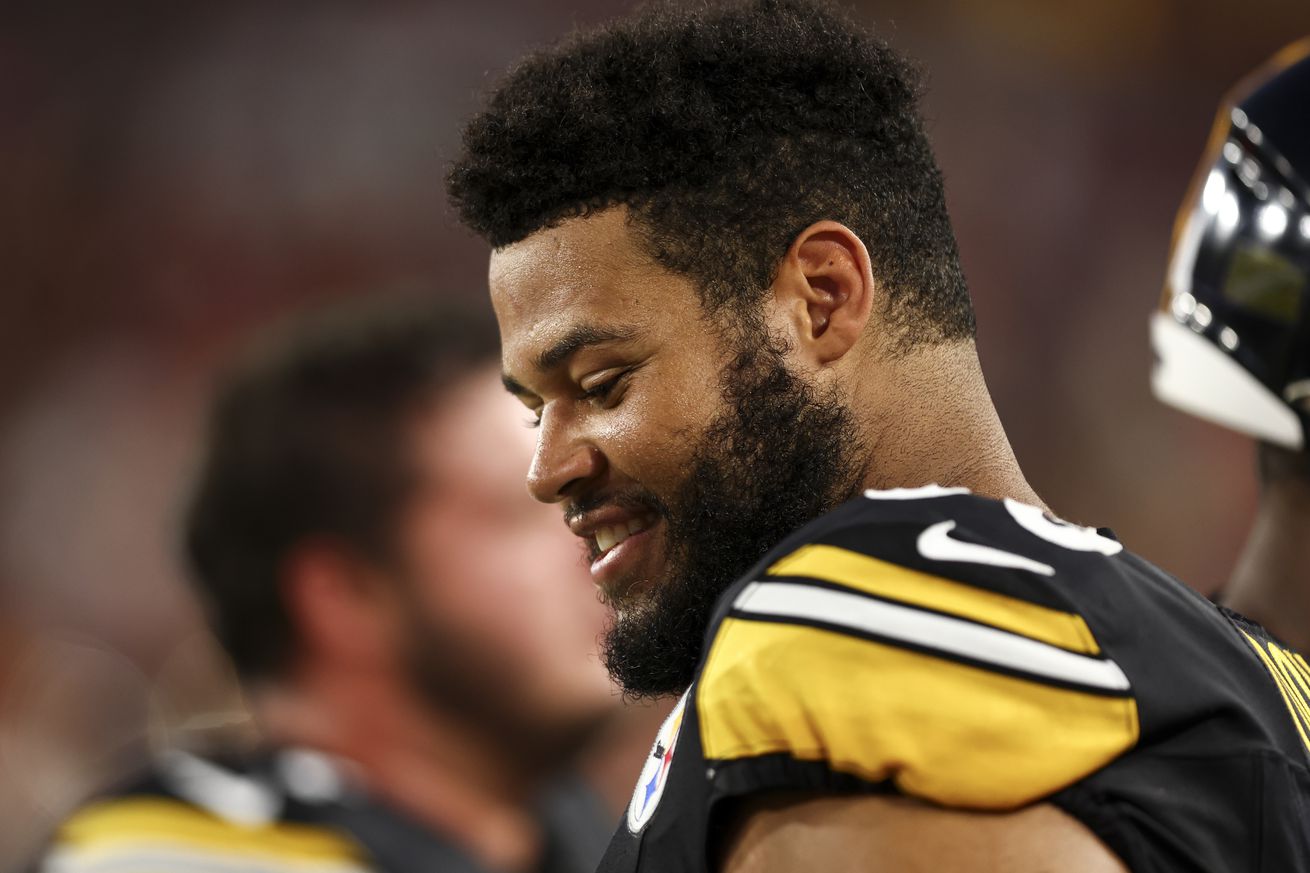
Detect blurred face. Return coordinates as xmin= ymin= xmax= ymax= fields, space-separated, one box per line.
xmin=388 ymin=365 xmax=616 ymax=758
xmin=491 ymin=208 xmax=861 ymax=698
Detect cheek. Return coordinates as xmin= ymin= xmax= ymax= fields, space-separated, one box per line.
xmin=594 ymin=371 xmax=722 ymax=491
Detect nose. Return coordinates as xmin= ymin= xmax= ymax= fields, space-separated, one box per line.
xmin=526 ymin=408 xmax=605 ymax=503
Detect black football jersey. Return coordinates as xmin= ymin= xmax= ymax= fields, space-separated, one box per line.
xmin=33 ymin=746 xmax=609 ymax=873
xmin=597 ymin=486 xmax=1310 ymax=873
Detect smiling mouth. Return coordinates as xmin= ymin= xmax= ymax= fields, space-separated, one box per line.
xmin=592 ymin=514 xmax=659 ymax=558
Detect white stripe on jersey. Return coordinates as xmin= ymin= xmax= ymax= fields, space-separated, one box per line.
xmin=732 ymin=581 xmax=1131 ymax=692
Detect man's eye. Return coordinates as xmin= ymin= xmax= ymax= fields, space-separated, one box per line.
xmin=525 ymin=414 xmax=542 ymax=429
xmin=580 ymin=371 xmax=626 ymax=405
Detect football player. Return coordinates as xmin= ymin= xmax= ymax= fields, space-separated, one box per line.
xmin=1151 ymin=39 xmax=1310 ymax=654
xmin=449 ymin=1 xmax=1310 ymax=871
xmin=31 ymin=299 xmax=619 ymax=873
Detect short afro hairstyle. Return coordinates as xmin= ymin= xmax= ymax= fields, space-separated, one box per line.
xmin=448 ymin=0 xmax=975 ymax=348
xmin=184 ymin=297 xmax=499 ymax=682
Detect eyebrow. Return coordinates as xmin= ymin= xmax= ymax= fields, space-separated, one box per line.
xmin=535 ymin=324 xmax=638 ymax=372
xmin=500 ymin=323 xmax=640 ymax=397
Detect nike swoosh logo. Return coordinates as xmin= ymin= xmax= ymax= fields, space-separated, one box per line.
xmin=917 ymin=520 xmax=1054 ymax=576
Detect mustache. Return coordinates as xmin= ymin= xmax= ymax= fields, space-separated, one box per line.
xmin=562 ymin=488 xmax=669 ymax=529
xmin=565 ymin=489 xmax=669 ymax=566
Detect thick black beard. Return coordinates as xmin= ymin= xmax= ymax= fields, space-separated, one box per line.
xmin=601 ymin=331 xmax=864 ymax=699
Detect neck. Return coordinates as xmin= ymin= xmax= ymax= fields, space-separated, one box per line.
xmin=253 ymin=668 xmax=546 ymax=873
xmin=855 ymin=339 xmax=1047 ymax=511
xmin=1225 ymin=443 xmax=1310 ymax=652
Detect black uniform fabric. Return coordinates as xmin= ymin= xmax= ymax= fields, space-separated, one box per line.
xmin=31 ymin=745 xmax=610 ymax=873
xmin=597 ymin=487 xmax=1310 ymax=873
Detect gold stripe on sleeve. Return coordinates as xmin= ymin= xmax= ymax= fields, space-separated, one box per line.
xmin=698 ymin=617 xmax=1140 ymax=810
xmin=56 ymin=796 xmax=365 ymax=865
xmin=767 ymin=545 xmax=1099 ymax=654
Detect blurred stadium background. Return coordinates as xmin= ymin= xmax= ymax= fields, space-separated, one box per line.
xmin=2 ymin=0 xmax=1309 ymax=869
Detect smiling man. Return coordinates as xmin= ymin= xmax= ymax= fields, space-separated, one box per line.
xmin=449 ymin=1 xmax=1310 ymax=871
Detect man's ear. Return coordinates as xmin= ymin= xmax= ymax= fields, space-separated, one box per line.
xmin=281 ymin=539 xmax=395 ymax=672
xmin=771 ymin=221 xmax=876 ymax=368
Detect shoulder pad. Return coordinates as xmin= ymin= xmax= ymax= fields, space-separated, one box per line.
xmin=697 ymin=487 xmax=1139 ymax=809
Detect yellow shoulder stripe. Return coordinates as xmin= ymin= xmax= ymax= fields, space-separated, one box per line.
xmin=698 ymin=617 xmax=1139 ymax=810
xmin=767 ymin=544 xmax=1099 ymax=654
xmin=57 ymin=796 xmax=364 ymax=864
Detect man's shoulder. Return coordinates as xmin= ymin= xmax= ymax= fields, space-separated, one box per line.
xmin=712 ymin=483 xmax=1140 ymax=641
xmin=619 ymin=488 xmax=1298 ymax=872
xmin=34 ymin=750 xmax=373 ymax=873
xmin=694 ymin=485 xmax=1147 ymax=810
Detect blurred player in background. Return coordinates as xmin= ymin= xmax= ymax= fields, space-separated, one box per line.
xmin=1151 ymin=39 xmax=1310 ymax=654
xmin=450 ymin=1 xmax=1310 ymax=870
xmin=31 ymin=298 xmax=619 ymax=873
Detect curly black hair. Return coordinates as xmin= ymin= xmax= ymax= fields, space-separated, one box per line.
xmin=448 ymin=0 xmax=974 ymax=347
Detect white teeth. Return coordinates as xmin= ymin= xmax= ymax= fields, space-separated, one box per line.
xmin=593 ymin=515 xmax=657 ymax=557
xmin=595 ymin=527 xmax=619 ymax=554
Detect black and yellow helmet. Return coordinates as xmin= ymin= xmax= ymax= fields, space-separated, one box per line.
xmin=1152 ymin=40 xmax=1310 ymax=448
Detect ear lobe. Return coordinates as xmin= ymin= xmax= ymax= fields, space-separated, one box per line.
xmin=775 ymin=222 xmax=876 ymax=366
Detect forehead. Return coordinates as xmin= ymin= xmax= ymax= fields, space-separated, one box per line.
xmin=488 ymin=209 xmax=688 ymax=368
